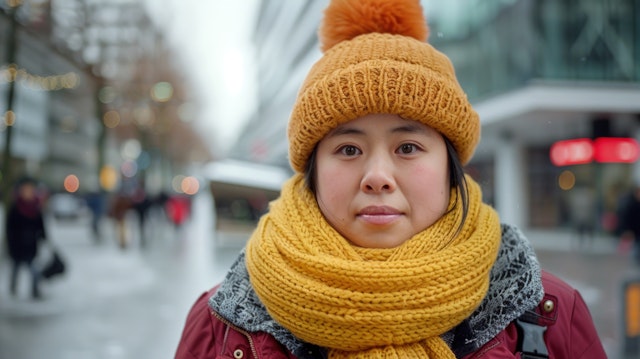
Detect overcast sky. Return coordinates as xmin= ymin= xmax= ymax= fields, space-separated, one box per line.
xmin=144 ymin=0 xmax=260 ymax=158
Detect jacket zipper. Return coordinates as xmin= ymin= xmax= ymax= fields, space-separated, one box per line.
xmin=212 ymin=310 xmax=261 ymax=359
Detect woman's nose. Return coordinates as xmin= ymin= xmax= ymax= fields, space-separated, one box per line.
xmin=360 ymin=157 xmax=396 ymax=193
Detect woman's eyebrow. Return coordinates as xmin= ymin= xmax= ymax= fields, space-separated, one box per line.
xmin=327 ymin=122 xmax=431 ymax=137
xmin=391 ymin=123 xmax=427 ymax=134
xmin=326 ymin=126 xmax=364 ymax=138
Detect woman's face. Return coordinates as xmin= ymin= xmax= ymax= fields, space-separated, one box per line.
xmin=19 ymin=183 xmax=36 ymax=201
xmin=315 ymin=113 xmax=450 ymax=248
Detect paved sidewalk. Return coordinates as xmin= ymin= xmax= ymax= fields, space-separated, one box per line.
xmin=525 ymin=227 xmax=619 ymax=254
xmin=0 ymin=193 xmax=237 ymax=359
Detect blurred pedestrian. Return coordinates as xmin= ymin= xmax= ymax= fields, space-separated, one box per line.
xmin=108 ymin=191 xmax=132 ymax=249
xmin=165 ymin=194 xmax=190 ymax=229
xmin=176 ymin=0 xmax=606 ymax=357
xmin=132 ymin=186 xmax=151 ymax=248
xmin=618 ymin=184 xmax=640 ymax=265
xmin=568 ymin=185 xmax=596 ymax=248
xmin=5 ymin=177 xmax=48 ymax=299
xmin=85 ymin=190 xmax=106 ymax=242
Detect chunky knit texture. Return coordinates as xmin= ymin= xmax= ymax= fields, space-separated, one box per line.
xmin=245 ymin=174 xmax=501 ymax=358
xmin=210 ymin=224 xmax=544 ymax=358
xmin=288 ymin=0 xmax=480 ymax=173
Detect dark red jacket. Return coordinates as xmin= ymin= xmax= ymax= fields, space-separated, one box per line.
xmin=175 ymin=271 xmax=606 ymax=358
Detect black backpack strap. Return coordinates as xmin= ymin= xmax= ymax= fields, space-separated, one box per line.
xmin=516 ymin=310 xmax=550 ymax=359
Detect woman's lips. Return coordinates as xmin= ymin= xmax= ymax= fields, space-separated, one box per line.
xmin=357 ymin=206 xmax=402 ymax=225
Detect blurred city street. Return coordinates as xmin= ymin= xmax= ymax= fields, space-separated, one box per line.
xmin=0 ymin=191 xmax=236 ymax=359
xmin=0 ymin=189 xmax=636 ymax=359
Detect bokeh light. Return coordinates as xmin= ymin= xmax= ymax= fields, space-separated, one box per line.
xmin=558 ymin=170 xmax=576 ymax=191
xmin=103 ymin=110 xmax=120 ymax=128
xmin=150 ymin=81 xmax=173 ymax=102
xmin=121 ymin=160 xmax=138 ymax=178
xmin=181 ymin=176 xmax=200 ymax=195
xmin=3 ymin=111 xmax=15 ymax=126
xmin=98 ymin=86 xmax=117 ymax=104
xmin=171 ymin=175 xmax=186 ymax=193
xmin=100 ymin=165 xmax=118 ymax=191
xmin=7 ymin=0 xmax=23 ymax=8
xmin=133 ymin=104 xmax=155 ymax=127
xmin=121 ymin=139 xmax=141 ymax=160
xmin=0 ymin=64 xmax=78 ymax=90
xmin=63 ymin=174 xmax=80 ymax=193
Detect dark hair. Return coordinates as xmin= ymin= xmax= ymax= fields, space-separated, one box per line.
xmin=303 ymin=136 xmax=470 ymax=234
xmin=444 ymin=137 xmax=470 ymax=236
xmin=15 ymin=176 xmax=38 ymax=190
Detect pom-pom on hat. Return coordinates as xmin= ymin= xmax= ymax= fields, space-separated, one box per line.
xmin=287 ymin=0 xmax=480 ymax=173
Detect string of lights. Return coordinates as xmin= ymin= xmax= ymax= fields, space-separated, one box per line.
xmin=6 ymin=0 xmax=23 ymax=8
xmin=0 ymin=63 xmax=79 ymax=91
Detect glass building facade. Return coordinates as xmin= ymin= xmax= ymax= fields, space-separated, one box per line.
xmin=234 ymin=0 xmax=640 ymax=231
xmin=428 ymin=0 xmax=639 ymax=101
xmin=0 ymin=2 xmax=205 ymax=196
xmin=427 ymin=0 xmax=640 ymax=230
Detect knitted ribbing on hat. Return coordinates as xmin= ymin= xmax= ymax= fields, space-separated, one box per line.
xmin=245 ymin=174 xmax=501 ymax=359
xmin=288 ymin=0 xmax=480 ymax=173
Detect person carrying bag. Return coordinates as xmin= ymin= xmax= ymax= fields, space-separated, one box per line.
xmin=6 ymin=177 xmax=48 ymax=299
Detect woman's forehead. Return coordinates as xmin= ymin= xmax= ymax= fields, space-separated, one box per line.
xmin=326 ymin=114 xmax=440 ymax=138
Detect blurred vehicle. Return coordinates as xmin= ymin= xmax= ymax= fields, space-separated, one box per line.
xmin=47 ymin=193 xmax=88 ymax=220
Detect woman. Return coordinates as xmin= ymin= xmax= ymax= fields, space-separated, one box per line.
xmin=6 ymin=177 xmax=47 ymax=299
xmin=176 ymin=0 xmax=606 ymax=357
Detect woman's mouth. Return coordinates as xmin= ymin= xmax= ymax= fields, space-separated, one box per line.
xmin=357 ymin=206 xmax=402 ymax=225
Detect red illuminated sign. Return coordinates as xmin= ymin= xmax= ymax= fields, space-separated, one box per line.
xmin=550 ymin=138 xmax=594 ymax=166
xmin=594 ymin=137 xmax=640 ymax=163
xmin=550 ymin=137 xmax=640 ymax=166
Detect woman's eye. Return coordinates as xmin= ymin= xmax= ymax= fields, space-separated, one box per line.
xmin=339 ymin=145 xmax=361 ymax=156
xmin=398 ymin=143 xmax=418 ymax=154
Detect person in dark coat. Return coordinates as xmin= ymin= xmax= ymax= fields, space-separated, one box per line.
xmin=85 ymin=190 xmax=106 ymax=242
xmin=6 ymin=177 xmax=48 ymax=299
xmin=131 ymin=186 xmax=151 ymax=248
xmin=618 ymin=184 xmax=640 ymax=265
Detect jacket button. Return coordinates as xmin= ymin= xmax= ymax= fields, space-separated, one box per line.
xmin=543 ymin=299 xmax=555 ymax=313
xmin=233 ymin=349 xmax=244 ymax=359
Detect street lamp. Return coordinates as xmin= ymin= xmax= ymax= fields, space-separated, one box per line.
xmin=1 ymin=1 xmax=20 ymax=218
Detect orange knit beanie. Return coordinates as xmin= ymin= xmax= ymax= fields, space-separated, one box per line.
xmin=288 ymin=0 xmax=480 ymax=173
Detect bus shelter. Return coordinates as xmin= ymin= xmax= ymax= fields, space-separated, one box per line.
xmin=205 ymin=160 xmax=290 ymax=246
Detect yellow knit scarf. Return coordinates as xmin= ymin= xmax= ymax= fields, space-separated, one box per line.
xmin=246 ymin=174 xmax=501 ymax=359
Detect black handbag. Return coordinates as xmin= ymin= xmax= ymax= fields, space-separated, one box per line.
xmin=41 ymin=249 xmax=66 ymax=279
